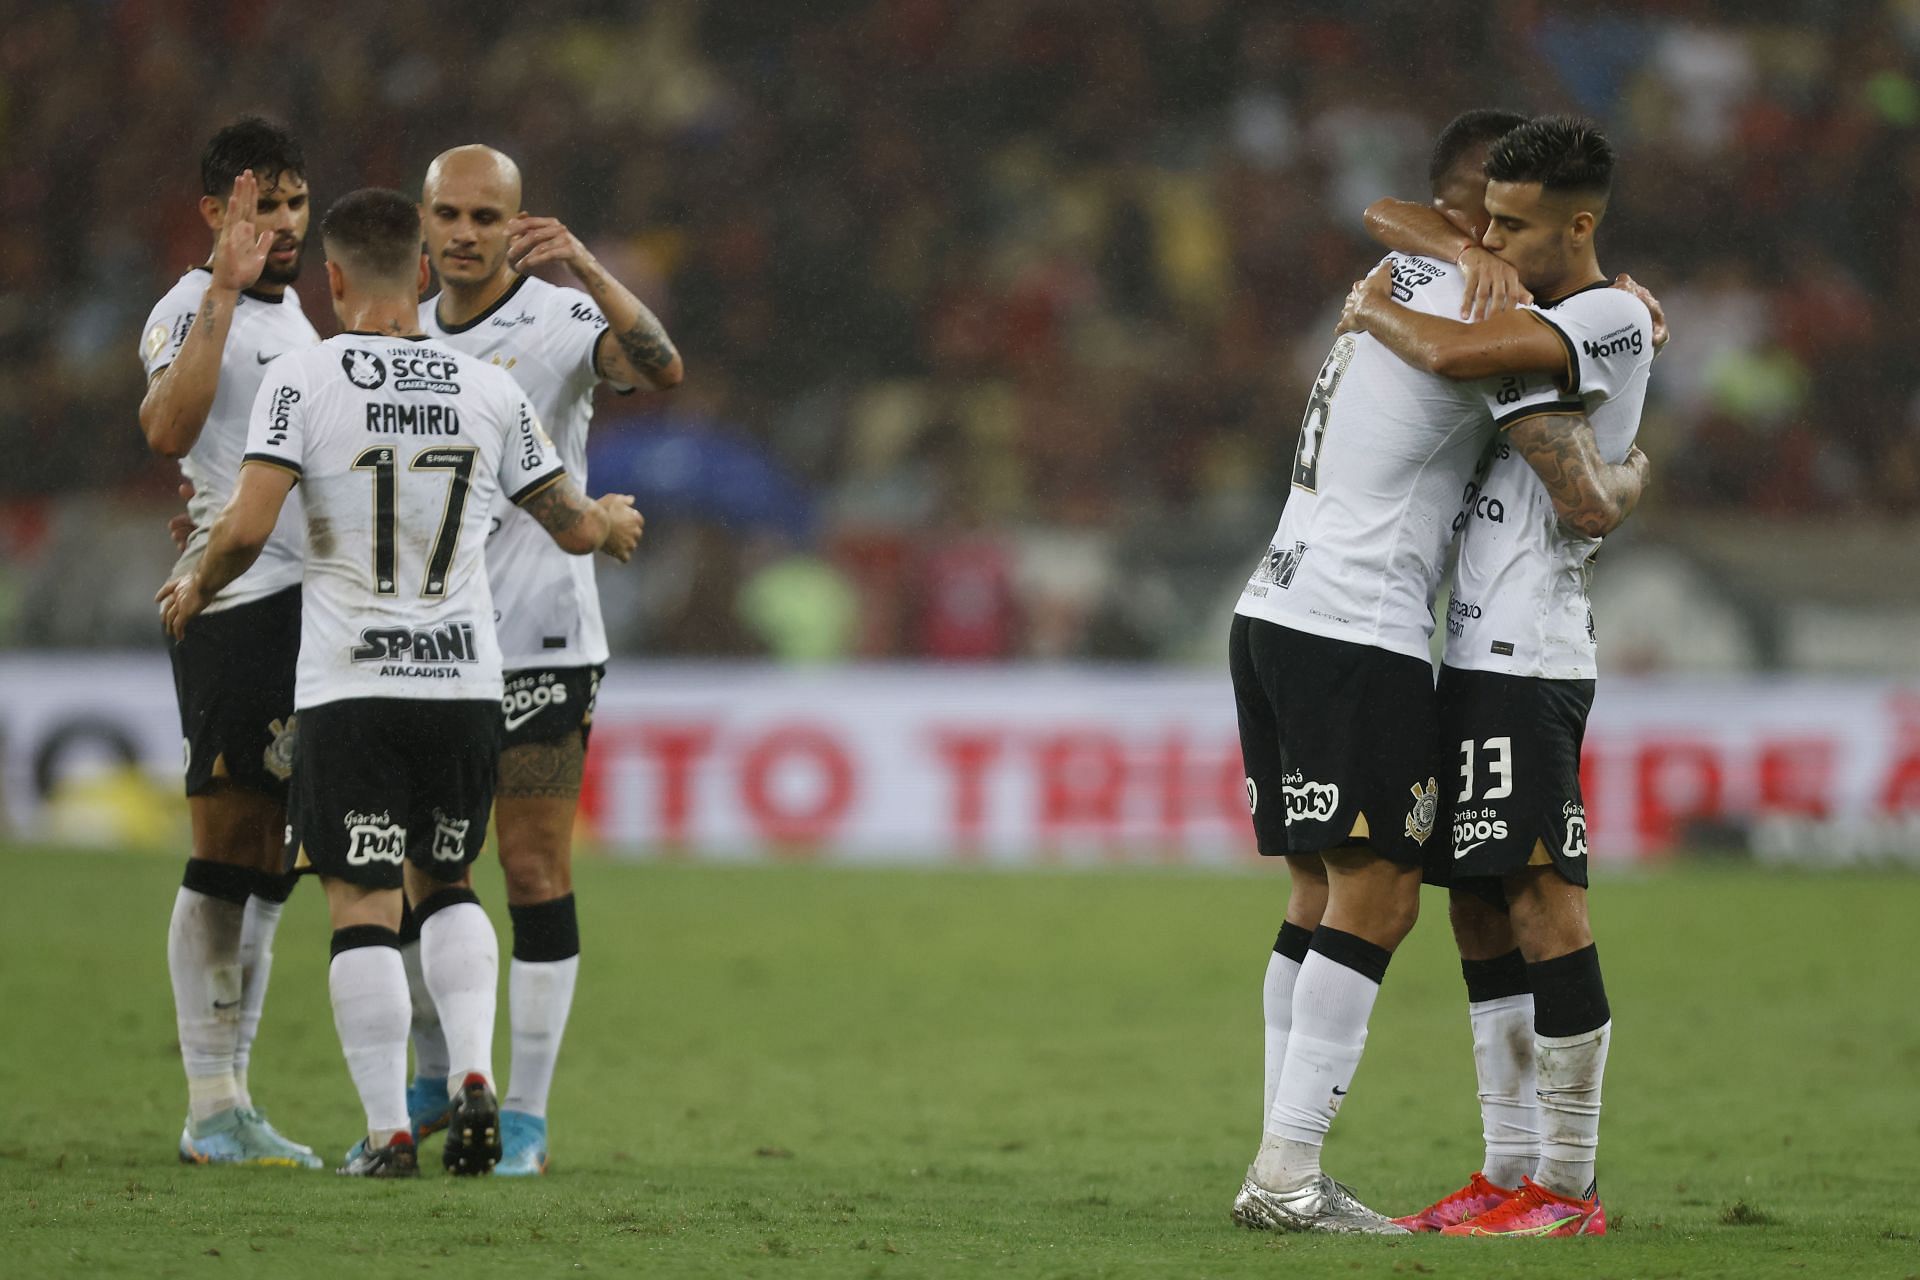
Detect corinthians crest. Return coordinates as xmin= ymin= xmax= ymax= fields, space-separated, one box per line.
xmin=263 ymin=715 xmax=297 ymax=782
xmin=1405 ymin=778 xmax=1438 ymax=845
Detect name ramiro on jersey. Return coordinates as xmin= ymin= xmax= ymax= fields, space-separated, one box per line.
xmin=365 ymin=403 xmax=461 ymax=435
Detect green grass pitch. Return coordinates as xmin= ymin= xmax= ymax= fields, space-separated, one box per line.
xmin=2 ymin=845 xmax=1916 ymax=1278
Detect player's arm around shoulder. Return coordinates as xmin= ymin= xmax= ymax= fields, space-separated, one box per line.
xmin=1506 ymin=411 xmax=1649 ymax=540
xmin=1362 ymin=197 xmax=1532 ymax=321
xmin=1338 ymin=260 xmax=1567 ymax=382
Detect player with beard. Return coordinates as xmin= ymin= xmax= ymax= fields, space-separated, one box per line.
xmin=400 ymin=145 xmax=682 ymax=1175
xmin=138 ymin=117 xmax=321 ymax=1168
xmin=1229 ymin=110 xmax=1649 ymax=1235
xmin=1340 ymin=116 xmax=1658 ymax=1237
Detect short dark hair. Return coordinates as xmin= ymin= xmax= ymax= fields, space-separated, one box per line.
xmin=320 ymin=188 xmax=423 ymax=282
xmin=1428 ymin=109 xmax=1529 ymax=188
xmin=200 ymin=116 xmax=305 ymax=197
xmin=1485 ymin=115 xmax=1615 ymax=201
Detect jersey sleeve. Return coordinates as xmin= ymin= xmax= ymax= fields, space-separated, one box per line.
xmin=139 ymin=277 xmax=208 ymax=380
xmin=243 ymin=357 xmax=311 ymax=479
xmin=536 ymin=286 xmax=626 ymax=392
xmin=1521 ymin=289 xmax=1653 ymax=403
xmin=501 ymin=391 xmax=568 ymax=505
xmin=1482 ymin=366 xmax=1583 ymax=431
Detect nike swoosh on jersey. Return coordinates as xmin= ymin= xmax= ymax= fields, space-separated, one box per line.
xmin=1453 ymin=837 xmax=1490 ymax=860
xmin=502 ymin=705 xmax=547 ymax=732
xmin=256 ymin=352 xmax=282 ymax=364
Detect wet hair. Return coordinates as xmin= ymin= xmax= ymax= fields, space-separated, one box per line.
xmin=1428 ymin=109 xmax=1529 ymax=189
xmin=320 ymin=188 xmax=424 ymax=282
xmin=1485 ymin=115 xmax=1615 ymax=201
xmin=200 ymin=116 xmax=306 ymax=196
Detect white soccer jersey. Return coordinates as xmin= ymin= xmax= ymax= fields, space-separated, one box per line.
xmin=242 ymin=333 xmax=566 ymax=710
xmin=1443 ymin=284 xmax=1655 ymax=679
xmin=1235 ymin=254 xmax=1517 ymax=662
xmin=420 ymin=275 xmax=620 ymax=670
xmin=140 ymin=268 xmax=319 ymax=611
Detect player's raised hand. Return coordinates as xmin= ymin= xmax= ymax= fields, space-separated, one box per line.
xmin=168 ymin=481 xmax=197 ymax=553
xmin=506 ymin=214 xmax=590 ymax=274
xmin=210 ymin=170 xmax=273 ymax=292
xmin=1613 ymin=273 xmax=1670 ymax=352
xmin=1458 ymin=245 xmax=1531 ymax=322
xmin=156 ymin=572 xmax=207 ymax=640
xmin=594 ymin=493 xmax=644 ymax=563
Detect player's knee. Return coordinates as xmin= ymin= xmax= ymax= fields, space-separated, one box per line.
xmin=1448 ymin=889 xmax=1513 ymax=955
xmin=500 ymin=854 xmax=569 ymax=905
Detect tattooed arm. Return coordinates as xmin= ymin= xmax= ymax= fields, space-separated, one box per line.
xmin=140 ymin=171 xmax=274 ymax=458
xmin=505 ymin=214 xmax=685 ymax=391
xmin=1508 ymin=413 xmax=1649 ymax=539
xmin=516 ymin=474 xmax=645 ymax=561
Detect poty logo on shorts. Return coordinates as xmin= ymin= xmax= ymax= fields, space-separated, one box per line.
xmin=1562 ymin=801 xmax=1589 ymax=859
xmin=430 ymin=809 xmax=469 ymax=863
xmin=344 ymin=810 xmax=404 ymax=866
xmin=1280 ymin=770 xmax=1340 ymax=825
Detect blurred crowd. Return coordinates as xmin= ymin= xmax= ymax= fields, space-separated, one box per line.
xmin=6 ymin=0 xmax=1920 ymax=660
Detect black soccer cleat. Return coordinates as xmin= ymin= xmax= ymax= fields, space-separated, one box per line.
xmin=441 ymin=1073 xmax=501 ymax=1176
xmin=337 ymin=1130 xmax=420 ymax=1178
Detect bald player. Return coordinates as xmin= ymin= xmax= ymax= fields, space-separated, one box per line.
xmin=404 ymin=145 xmax=682 ymax=1175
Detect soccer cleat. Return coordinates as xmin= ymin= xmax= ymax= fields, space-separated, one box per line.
xmin=1394 ymin=1170 xmax=1516 ymax=1232
xmin=441 ymin=1073 xmax=501 ymax=1176
xmin=407 ymin=1075 xmax=455 ymax=1143
xmin=493 ymin=1110 xmax=549 ymax=1177
xmin=1439 ymin=1176 xmax=1607 ymax=1237
xmin=1231 ymin=1170 xmax=1410 ymax=1235
xmin=177 ymin=1106 xmax=322 ymax=1169
xmin=337 ymin=1131 xmax=421 ymax=1178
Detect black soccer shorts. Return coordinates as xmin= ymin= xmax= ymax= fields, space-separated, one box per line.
xmin=499 ymin=665 xmax=603 ymax=752
xmin=288 ymin=697 xmax=500 ymax=889
xmin=167 ymin=585 xmax=301 ymax=799
xmin=1230 ymin=614 xmax=1442 ymax=866
xmin=1429 ymin=663 xmax=1595 ymax=906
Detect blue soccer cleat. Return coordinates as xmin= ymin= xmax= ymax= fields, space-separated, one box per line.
xmin=493 ymin=1110 xmax=548 ymax=1177
xmin=407 ymin=1075 xmax=454 ymax=1144
xmin=178 ymin=1106 xmax=323 ymax=1169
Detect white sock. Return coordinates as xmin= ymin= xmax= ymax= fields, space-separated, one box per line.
xmin=1261 ymin=948 xmax=1303 ymax=1126
xmin=1255 ymin=948 xmax=1383 ymax=1190
xmin=420 ymin=902 xmax=499 ymax=1094
xmin=401 ymin=940 xmax=450 ymax=1084
xmin=504 ymin=955 xmax=580 ymax=1118
xmin=1534 ymin=1020 xmax=1610 ymax=1197
xmin=1469 ymin=994 xmax=1539 ymax=1187
xmin=168 ymin=887 xmax=245 ymax=1125
xmin=328 ymin=943 xmax=412 ymax=1141
xmin=232 ymin=894 xmax=286 ymax=1109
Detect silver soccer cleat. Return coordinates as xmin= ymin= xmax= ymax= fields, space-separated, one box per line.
xmin=1231 ymin=1170 xmax=1411 ymax=1235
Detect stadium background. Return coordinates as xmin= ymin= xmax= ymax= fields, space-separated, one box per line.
xmin=4 ymin=3 xmax=1919 ymax=1276
xmin=5 ymin=0 xmax=1918 ymax=865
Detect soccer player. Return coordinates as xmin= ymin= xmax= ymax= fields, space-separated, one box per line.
xmin=157 ymin=187 xmax=645 ymax=1176
xmin=1340 ymin=116 xmax=1656 ymax=1238
xmin=138 ymin=117 xmax=321 ymax=1168
xmin=1230 ymin=110 xmax=1647 ymax=1234
xmin=402 ymin=144 xmax=682 ymax=1175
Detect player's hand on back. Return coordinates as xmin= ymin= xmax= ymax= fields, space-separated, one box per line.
xmin=595 ymin=493 xmax=644 ymax=563
xmin=1335 ymin=262 xmax=1393 ymax=338
xmin=506 ymin=214 xmax=589 ymax=274
xmin=1612 ymin=274 xmax=1669 ymax=351
xmin=168 ymin=481 xmax=196 ymax=553
xmin=155 ymin=572 xmax=206 ymax=640
xmin=210 ymin=170 xmax=273 ymax=293
xmin=1458 ymin=246 xmax=1531 ymax=321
